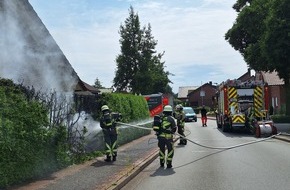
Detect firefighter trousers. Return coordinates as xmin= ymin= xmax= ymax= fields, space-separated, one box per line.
xmin=157 ymin=136 xmax=174 ymax=165
xmin=177 ymin=125 xmax=187 ymax=144
xmin=102 ymin=128 xmax=118 ymax=158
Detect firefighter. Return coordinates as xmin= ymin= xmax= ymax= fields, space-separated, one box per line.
xmin=246 ymin=105 xmax=256 ymax=133
xmin=152 ymin=105 xmax=177 ymax=168
xmin=200 ymin=105 xmax=207 ymax=127
xmin=174 ymin=104 xmax=187 ymax=145
xmin=247 ymin=105 xmax=255 ymax=119
xmin=100 ymin=105 xmax=121 ymax=162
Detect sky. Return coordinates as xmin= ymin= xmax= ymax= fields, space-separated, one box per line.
xmin=28 ymin=0 xmax=248 ymax=94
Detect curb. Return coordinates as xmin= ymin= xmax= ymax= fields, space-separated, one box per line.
xmin=273 ymin=135 xmax=290 ymax=143
xmin=105 ymin=148 xmax=159 ymax=190
xmin=105 ymin=138 xmax=179 ymax=190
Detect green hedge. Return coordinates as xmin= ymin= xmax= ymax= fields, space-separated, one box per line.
xmin=0 ymin=80 xmax=57 ymax=188
xmin=88 ymin=92 xmax=152 ymax=151
xmin=271 ymin=115 xmax=290 ymax=123
xmin=96 ymin=93 xmax=150 ymax=122
xmin=0 ymin=79 xmax=152 ymax=188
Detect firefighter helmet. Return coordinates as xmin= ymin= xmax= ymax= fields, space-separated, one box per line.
xmin=101 ymin=105 xmax=109 ymax=112
xmin=176 ymin=104 xmax=183 ymax=110
xmin=163 ymin=105 xmax=173 ymax=113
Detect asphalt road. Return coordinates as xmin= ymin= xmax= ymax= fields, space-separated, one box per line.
xmin=121 ymin=119 xmax=290 ymax=190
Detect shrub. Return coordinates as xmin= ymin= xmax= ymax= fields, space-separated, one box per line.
xmin=0 ymin=78 xmax=152 ymax=188
xmin=271 ymin=115 xmax=290 ymax=123
xmin=95 ymin=93 xmax=150 ymax=122
xmin=0 ymin=79 xmax=55 ymax=188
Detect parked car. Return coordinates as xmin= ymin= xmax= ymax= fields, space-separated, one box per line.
xmin=183 ymin=107 xmax=197 ymax=122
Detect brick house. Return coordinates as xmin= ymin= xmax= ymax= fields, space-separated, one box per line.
xmin=177 ymin=86 xmax=198 ymax=105
xmin=186 ymin=69 xmax=253 ymax=109
xmin=255 ymin=71 xmax=285 ymax=114
xmin=187 ymin=82 xmax=217 ymax=109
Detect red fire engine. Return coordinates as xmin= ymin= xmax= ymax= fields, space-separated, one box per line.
xmin=144 ymin=93 xmax=169 ymax=117
xmin=215 ymin=79 xmax=277 ymax=137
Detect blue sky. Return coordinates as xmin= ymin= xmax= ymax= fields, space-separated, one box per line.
xmin=29 ymin=0 xmax=248 ymax=93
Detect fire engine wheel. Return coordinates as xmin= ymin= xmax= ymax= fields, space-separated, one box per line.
xmin=222 ymin=124 xmax=228 ymax=132
xmin=272 ymin=125 xmax=277 ymax=135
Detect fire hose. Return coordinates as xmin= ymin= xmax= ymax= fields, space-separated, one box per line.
xmin=116 ymin=121 xmax=282 ymax=150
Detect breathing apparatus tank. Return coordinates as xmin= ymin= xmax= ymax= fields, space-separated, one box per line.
xmin=152 ymin=115 xmax=162 ymax=134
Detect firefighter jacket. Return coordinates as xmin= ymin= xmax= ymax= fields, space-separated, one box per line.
xmin=175 ymin=110 xmax=185 ymax=127
xmin=247 ymin=106 xmax=255 ymax=119
xmin=100 ymin=111 xmax=119 ymax=135
xmin=153 ymin=114 xmax=177 ymax=139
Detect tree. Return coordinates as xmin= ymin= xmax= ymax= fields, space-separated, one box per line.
xmin=113 ymin=6 xmax=172 ymax=94
xmin=262 ymin=0 xmax=290 ymax=115
xmin=93 ymin=77 xmax=104 ymax=89
xmin=225 ymin=0 xmax=290 ymax=115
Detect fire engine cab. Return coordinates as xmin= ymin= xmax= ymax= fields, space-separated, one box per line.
xmin=215 ymin=79 xmax=277 ymax=137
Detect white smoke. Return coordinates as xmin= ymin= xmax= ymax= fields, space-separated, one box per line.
xmin=76 ymin=111 xmax=102 ymax=135
xmin=0 ymin=0 xmax=78 ymax=93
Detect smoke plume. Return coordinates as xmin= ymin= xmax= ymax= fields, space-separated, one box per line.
xmin=0 ymin=0 xmax=78 ymax=93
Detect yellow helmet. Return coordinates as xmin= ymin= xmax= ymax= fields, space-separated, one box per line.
xmin=163 ymin=105 xmax=173 ymax=112
xmin=175 ymin=104 xmax=183 ymax=110
xmin=101 ymin=105 xmax=109 ymax=112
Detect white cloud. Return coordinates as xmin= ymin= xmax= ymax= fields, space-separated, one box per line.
xmin=29 ymin=0 xmax=246 ymax=93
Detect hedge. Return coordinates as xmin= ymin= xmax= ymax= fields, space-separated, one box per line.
xmin=0 ymin=79 xmax=152 ymax=188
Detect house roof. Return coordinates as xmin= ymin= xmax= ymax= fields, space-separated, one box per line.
xmin=80 ymin=80 xmax=100 ymax=94
xmin=178 ymin=86 xmax=198 ymax=99
xmin=237 ymin=69 xmax=252 ymax=81
xmin=261 ymin=71 xmax=284 ymax=86
xmin=188 ymin=83 xmax=217 ymax=96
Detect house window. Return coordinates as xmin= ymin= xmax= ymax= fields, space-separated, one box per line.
xmin=272 ymin=97 xmax=278 ymax=107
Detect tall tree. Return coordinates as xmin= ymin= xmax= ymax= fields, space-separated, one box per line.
xmin=262 ymin=0 xmax=290 ymax=115
xmin=113 ymin=6 xmax=172 ymax=94
xmin=113 ymin=6 xmax=142 ymax=92
xmin=225 ymin=0 xmax=290 ymax=115
xmin=93 ymin=77 xmax=104 ymax=89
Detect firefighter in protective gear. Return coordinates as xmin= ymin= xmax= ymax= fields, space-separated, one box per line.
xmin=174 ymin=104 xmax=187 ymax=145
xmin=246 ymin=104 xmax=256 ymax=133
xmin=100 ymin=105 xmax=121 ymax=162
xmin=152 ymin=105 xmax=177 ymax=168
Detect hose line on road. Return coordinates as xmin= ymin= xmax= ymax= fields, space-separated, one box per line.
xmin=116 ymin=121 xmax=282 ymax=150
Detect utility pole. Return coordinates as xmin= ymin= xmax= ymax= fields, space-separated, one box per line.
xmin=200 ymin=81 xmax=205 ymax=106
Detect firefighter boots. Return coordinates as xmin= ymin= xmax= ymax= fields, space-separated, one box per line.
xmin=167 ymin=162 xmax=172 ymax=169
xmin=112 ymin=156 xmax=116 ymax=161
xmin=104 ymin=156 xmax=111 ymax=162
xmin=160 ymin=160 xmax=164 ymax=167
xmin=178 ymin=139 xmax=187 ymax=145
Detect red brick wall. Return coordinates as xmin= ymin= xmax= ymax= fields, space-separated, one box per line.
xmin=269 ymin=85 xmax=285 ymax=113
xmin=188 ymin=84 xmax=216 ymax=109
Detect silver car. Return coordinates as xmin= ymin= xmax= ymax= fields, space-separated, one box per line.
xmin=183 ymin=107 xmax=197 ymax=122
